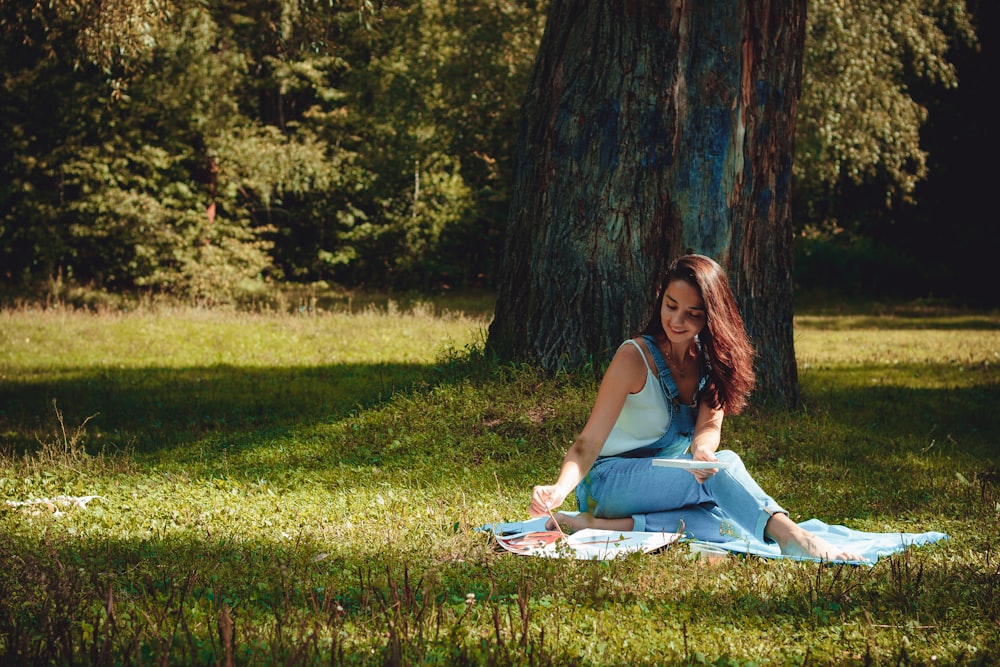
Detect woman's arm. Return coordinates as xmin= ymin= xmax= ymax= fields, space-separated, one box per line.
xmin=688 ymin=401 xmax=725 ymax=482
xmin=528 ymin=342 xmax=647 ymax=517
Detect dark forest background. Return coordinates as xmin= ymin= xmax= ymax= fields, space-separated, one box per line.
xmin=1 ymin=0 xmax=994 ymax=306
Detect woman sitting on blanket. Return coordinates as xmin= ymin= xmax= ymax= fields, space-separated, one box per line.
xmin=529 ymin=254 xmax=861 ymax=561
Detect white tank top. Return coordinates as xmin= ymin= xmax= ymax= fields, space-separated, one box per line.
xmin=598 ymin=339 xmax=672 ymax=456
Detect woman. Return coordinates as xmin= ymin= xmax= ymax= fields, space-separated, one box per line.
xmin=529 ymin=254 xmax=860 ymax=561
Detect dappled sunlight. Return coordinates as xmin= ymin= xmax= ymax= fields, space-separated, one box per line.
xmin=795 ymin=324 xmax=1000 ymax=367
xmin=1 ymin=304 xmax=489 ymax=368
xmin=0 ymin=363 xmax=443 ymax=457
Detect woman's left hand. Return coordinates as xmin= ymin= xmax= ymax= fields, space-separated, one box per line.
xmin=690 ymin=449 xmax=719 ymax=483
xmin=689 ymin=404 xmax=724 ymax=483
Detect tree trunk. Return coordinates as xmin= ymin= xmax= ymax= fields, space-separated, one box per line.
xmin=488 ymin=0 xmax=803 ymax=406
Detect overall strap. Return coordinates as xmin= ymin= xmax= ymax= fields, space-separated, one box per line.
xmin=641 ymin=334 xmax=681 ymax=409
xmin=642 ymin=334 xmax=711 ymax=409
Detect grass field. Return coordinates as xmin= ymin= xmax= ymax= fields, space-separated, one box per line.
xmin=1 ymin=296 xmax=998 ymax=665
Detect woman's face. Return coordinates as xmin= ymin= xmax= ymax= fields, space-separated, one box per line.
xmin=660 ymin=279 xmax=706 ymax=345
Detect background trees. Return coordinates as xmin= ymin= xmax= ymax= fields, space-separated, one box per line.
xmin=794 ymin=0 xmax=982 ymax=301
xmin=1 ymin=0 xmax=342 ymax=298
xmin=0 ymin=0 xmax=543 ymax=298
xmin=0 ymin=0 xmax=985 ymax=304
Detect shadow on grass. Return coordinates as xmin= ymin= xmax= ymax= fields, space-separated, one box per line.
xmin=792 ymin=296 xmax=1000 ymax=324
xmin=734 ymin=368 xmax=1000 ymax=522
xmin=3 ymin=358 xmax=998 ymax=476
xmin=0 ymin=362 xmax=451 ymax=456
xmin=795 ymin=314 xmax=1000 ymax=331
xmin=798 ymin=368 xmax=1000 ymax=455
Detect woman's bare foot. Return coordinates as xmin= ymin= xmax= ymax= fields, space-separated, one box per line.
xmin=765 ymin=514 xmax=865 ymax=562
xmin=546 ymin=512 xmax=634 ymax=533
xmin=781 ymin=526 xmax=864 ymax=562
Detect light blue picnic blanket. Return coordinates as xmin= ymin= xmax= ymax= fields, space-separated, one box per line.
xmin=481 ymin=515 xmax=948 ymax=564
xmin=697 ymin=518 xmax=948 ymax=565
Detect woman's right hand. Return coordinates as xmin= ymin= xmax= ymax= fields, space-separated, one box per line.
xmin=529 ymin=485 xmax=567 ymax=518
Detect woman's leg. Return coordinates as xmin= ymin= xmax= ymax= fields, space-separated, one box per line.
xmin=571 ymin=452 xmax=863 ymax=560
xmin=575 ymin=452 xmax=784 ymax=540
xmin=575 ymin=456 xmax=711 ymax=524
xmin=701 ymin=451 xmax=863 ymax=560
xmin=550 ymin=503 xmax=728 ymax=538
xmin=569 ymin=455 xmax=751 ymax=539
xmin=548 ymin=512 xmax=634 ymax=532
xmin=700 ymin=450 xmax=787 ymax=542
xmin=639 ymin=503 xmax=734 ymax=540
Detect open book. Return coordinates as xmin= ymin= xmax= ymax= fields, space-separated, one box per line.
xmin=485 ymin=516 xmax=680 ymax=559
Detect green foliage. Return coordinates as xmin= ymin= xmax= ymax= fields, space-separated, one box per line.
xmin=1 ymin=2 xmax=304 ymax=300
xmin=796 ymin=0 xmax=976 ymax=207
xmin=316 ymin=0 xmax=542 ymax=287
xmin=1 ymin=0 xmax=544 ymax=297
xmin=793 ymin=222 xmax=924 ymax=299
xmin=0 ymin=0 xmax=982 ymax=301
xmin=0 ymin=297 xmax=998 ymax=664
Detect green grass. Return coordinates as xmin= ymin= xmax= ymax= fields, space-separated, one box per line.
xmin=1 ymin=298 xmax=998 ymax=665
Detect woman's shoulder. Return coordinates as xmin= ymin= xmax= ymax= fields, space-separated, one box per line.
xmin=617 ymin=336 xmax=645 ymax=352
xmin=615 ymin=337 xmax=649 ymax=361
xmin=612 ymin=337 xmax=656 ymax=378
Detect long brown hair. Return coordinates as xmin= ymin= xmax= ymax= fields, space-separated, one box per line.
xmin=641 ymin=255 xmax=756 ymax=414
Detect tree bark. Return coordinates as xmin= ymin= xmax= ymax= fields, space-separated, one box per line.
xmin=488 ymin=0 xmax=803 ymax=406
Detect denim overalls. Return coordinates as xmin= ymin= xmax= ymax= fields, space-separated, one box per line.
xmin=574 ymin=335 xmax=787 ymax=542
